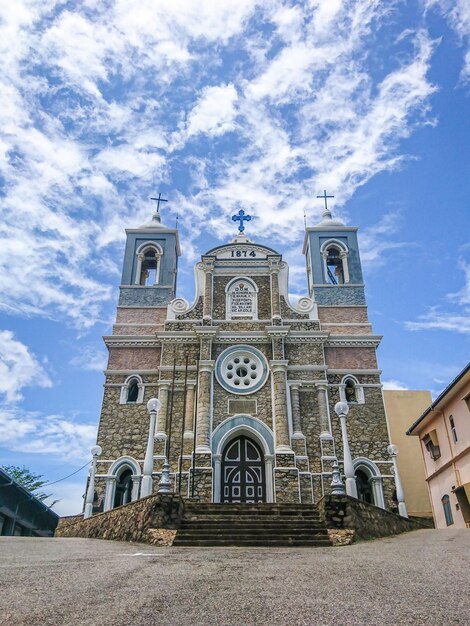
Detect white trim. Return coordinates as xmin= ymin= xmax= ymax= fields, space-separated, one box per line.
xmin=225 ymin=276 xmax=259 ymax=320
xmin=134 ymin=243 xmax=163 ymax=286
xmin=104 ymin=457 xmax=142 ymax=511
xmin=353 ymin=457 xmax=385 ymax=509
xmin=119 ymin=374 xmax=145 ymax=404
xmin=339 ymin=374 xmax=365 ymax=405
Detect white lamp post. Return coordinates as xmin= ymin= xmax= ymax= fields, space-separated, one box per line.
xmin=334 ymin=401 xmax=358 ymax=498
xmin=84 ymin=445 xmax=102 ymax=518
xmin=387 ymin=444 xmax=408 ymax=518
xmin=141 ymin=398 xmax=161 ymax=497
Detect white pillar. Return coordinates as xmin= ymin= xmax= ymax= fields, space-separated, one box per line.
xmin=213 ymin=454 xmax=221 ymax=503
xmin=335 ymin=402 xmax=357 ymax=498
xmin=103 ymin=477 xmax=114 ymax=512
xmin=371 ymin=476 xmax=385 ymax=509
xmin=84 ymin=445 xmax=102 ymax=518
xmin=131 ymin=476 xmax=141 ymax=502
xmin=388 ymin=444 xmax=408 ymax=518
xmin=141 ymin=398 xmax=161 ymax=497
xmin=265 ymin=455 xmax=274 ymax=503
xmin=134 ymin=253 xmax=144 ymax=284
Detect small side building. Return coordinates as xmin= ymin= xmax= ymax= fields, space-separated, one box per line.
xmin=383 ymin=390 xmax=433 ymax=520
xmin=407 ymin=363 xmax=470 ymax=529
xmin=0 ymin=468 xmax=59 ymax=537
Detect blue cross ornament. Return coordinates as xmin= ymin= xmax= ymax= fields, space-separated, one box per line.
xmin=232 ymin=209 xmax=252 ymax=233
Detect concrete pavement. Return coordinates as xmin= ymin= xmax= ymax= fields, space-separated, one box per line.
xmin=1 ymin=529 xmax=469 ymax=626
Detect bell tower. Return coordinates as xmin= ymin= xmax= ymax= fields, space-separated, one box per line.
xmin=119 ymin=206 xmax=180 ymax=307
xmin=303 ymin=195 xmax=365 ymax=306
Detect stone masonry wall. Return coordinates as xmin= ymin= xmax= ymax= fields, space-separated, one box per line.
xmin=116 ymin=307 xmax=168 ymax=324
xmin=108 ymin=347 xmax=161 ymax=370
xmin=55 ymin=494 xmax=183 ymax=545
xmin=318 ymin=307 xmax=369 ymax=324
xmin=318 ymin=494 xmax=428 ymax=542
xmin=324 ymin=346 xmax=377 ymax=369
xmin=212 ymin=275 xmax=272 ymax=320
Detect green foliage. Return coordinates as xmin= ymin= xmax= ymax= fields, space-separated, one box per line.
xmin=1 ymin=465 xmax=59 ymax=507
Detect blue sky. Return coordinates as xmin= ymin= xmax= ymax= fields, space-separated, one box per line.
xmin=0 ymin=1 xmax=469 ymax=515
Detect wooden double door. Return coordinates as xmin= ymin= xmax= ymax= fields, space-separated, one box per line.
xmin=221 ymin=436 xmax=266 ymax=503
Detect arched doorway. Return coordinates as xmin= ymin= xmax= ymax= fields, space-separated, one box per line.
xmin=113 ymin=467 xmax=133 ymax=508
xmin=221 ymin=436 xmax=266 ymax=503
xmin=356 ymin=469 xmax=373 ymax=504
xmin=353 ymin=458 xmax=385 ymax=509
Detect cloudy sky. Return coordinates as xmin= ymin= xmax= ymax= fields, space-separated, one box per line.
xmin=0 ymin=0 xmax=469 ymax=515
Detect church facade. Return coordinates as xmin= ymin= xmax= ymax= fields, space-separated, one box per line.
xmin=91 ymin=203 xmax=396 ymax=510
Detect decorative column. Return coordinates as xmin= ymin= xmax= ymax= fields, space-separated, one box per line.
xmin=134 ymin=253 xmax=145 ymax=284
xmin=84 ymin=445 xmax=102 ymax=518
xmin=213 ymin=454 xmax=222 ymax=502
xmin=290 ymin=384 xmax=303 ymax=436
xmin=388 ymin=444 xmax=408 ymax=517
xmin=316 ymin=383 xmax=331 ymax=435
xmin=270 ymin=360 xmax=292 ymax=452
xmin=334 ymin=401 xmax=358 ymax=498
xmin=155 ymin=381 xmax=170 ymax=440
xmin=103 ymin=476 xmax=114 ymax=512
xmin=371 ymin=476 xmax=385 ymax=509
xmin=141 ymin=398 xmax=161 ymax=497
xmin=196 ymin=360 xmax=214 ymax=453
xmin=184 ymin=382 xmax=196 ymax=438
xmin=202 ymin=261 xmax=214 ymax=321
xmin=269 ymin=263 xmax=281 ymax=320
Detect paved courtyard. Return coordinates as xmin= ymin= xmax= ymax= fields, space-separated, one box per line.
xmin=1 ymin=529 xmax=469 ymax=626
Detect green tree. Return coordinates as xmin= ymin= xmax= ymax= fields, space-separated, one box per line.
xmin=1 ymin=465 xmax=59 ymax=507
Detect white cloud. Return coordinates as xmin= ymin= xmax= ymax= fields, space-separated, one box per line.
xmin=405 ymin=260 xmax=470 ymax=334
xmin=426 ymin=0 xmax=470 ymax=81
xmin=0 ymin=331 xmax=52 ymax=402
xmin=184 ymin=84 xmax=238 ymax=139
xmin=359 ymin=212 xmax=410 ymax=268
xmin=70 ymin=345 xmax=108 ymax=372
xmin=382 ymin=379 xmax=409 ymax=391
xmin=0 ymin=407 xmax=97 ymax=462
xmin=0 ymin=1 xmax=440 ymax=330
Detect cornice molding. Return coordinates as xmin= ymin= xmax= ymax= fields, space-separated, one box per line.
xmin=325 ymin=336 xmax=382 ymax=347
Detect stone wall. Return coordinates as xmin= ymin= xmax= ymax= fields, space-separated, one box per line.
xmin=108 ymin=347 xmax=161 ymax=370
xmin=55 ymin=494 xmax=183 ymax=545
xmin=116 ymin=307 xmax=168 ymax=324
xmin=314 ymin=285 xmax=366 ymax=306
xmin=212 ymin=275 xmax=272 ymax=320
xmin=318 ymin=494 xmax=428 ymax=543
xmin=318 ymin=306 xmax=369 ymax=324
xmin=324 ymin=346 xmax=377 ymax=369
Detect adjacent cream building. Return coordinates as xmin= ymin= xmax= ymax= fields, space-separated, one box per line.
xmin=407 ymin=363 xmax=470 ymax=529
xmin=383 ymin=390 xmax=433 ymax=520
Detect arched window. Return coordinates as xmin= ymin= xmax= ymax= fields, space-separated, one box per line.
xmin=320 ymin=240 xmax=350 ymax=285
xmin=113 ymin=467 xmax=133 ymax=508
xmin=340 ymin=376 xmax=365 ymax=405
xmin=134 ymin=244 xmax=162 ymax=286
xmin=442 ymin=495 xmax=454 ymax=526
xmin=103 ymin=457 xmax=141 ymax=512
xmin=225 ymin=277 xmax=258 ymax=320
xmin=119 ymin=375 xmax=145 ymax=404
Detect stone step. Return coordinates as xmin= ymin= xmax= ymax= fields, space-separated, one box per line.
xmin=183 ymin=516 xmax=322 ymax=523
xmin=177 ymin=533 xmax=329 ymax=541
xmin=180 ymin=522 xmax=326 ymax=530
xmin=173 ymin=538 xmax=331 ymax=547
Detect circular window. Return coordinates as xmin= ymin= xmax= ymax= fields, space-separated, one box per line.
xmin=215 ymin=345 xmax=269 ymax=395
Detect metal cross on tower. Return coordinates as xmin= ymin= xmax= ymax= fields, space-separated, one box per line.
xmin=316 ymin=189 xmax=334 ymax=212
xmin=232 ymin=209 xmax=252 ymax=233
xmin=150 ymin=192 xmax=168 ymax=212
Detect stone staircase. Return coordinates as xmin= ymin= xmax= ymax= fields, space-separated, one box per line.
xmin=172 ymin=503 xmax=332 ymax=547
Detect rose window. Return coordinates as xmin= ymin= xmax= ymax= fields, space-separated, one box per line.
xmin=215 ymin=346 xmax=268 ymax=395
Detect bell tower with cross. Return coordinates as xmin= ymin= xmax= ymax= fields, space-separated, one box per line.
xmin=302 ymin=190 xmax=366 ymax=306
xmin=118 ymin=194 xmax=181 ymax=307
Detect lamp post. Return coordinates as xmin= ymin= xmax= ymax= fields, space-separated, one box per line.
xmin=334 ymin=401 xmax=358 ymax=498
xmin=141 ymin=398 xmax=161 ymax=497
xmin=387 ymin=444 xmax=408 ymax=518
xmin=84 ymin=445 xmax=102 ymax=518
xmin=330 ymin=459 xmax=346 ymax=495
